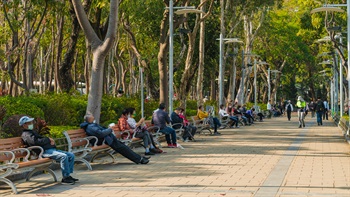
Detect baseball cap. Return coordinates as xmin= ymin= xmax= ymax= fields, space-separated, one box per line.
xmin=19 ymin=116 xmax=34 ymax=126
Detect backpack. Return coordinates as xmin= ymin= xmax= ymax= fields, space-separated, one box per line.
xmin=316 ymin=102 xmax=324 ymax=111
xmin=287 ymin=104 xmax=292 ymax=112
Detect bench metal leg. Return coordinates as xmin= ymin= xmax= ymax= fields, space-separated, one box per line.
xmin=75 ymin=158 xmax=92 ymax=171
xmin=26 ymin=167 xmax=58 ymax=182
xmin=0 ymin=177 xmax=18 ymax=194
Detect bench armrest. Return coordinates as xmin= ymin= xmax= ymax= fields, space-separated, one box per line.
xmin=0 ymin=151 xmax=16 ymax=164
xmin=118 ymin=130 xmax=131 ymax=139
xmin=171 ymin=123 xmax=184 ymax=129
xmin=147 ymin=125 xmax=160 ymax=133
xmin=27 ymin=146 xmax=44 ymax=159
xmin=84 ymin=136 xmax=100 ymax=147
xmin=11 ymin=148 xmax=30 ymax=162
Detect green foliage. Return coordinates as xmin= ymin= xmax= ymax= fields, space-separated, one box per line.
xmin=0 ymin=96 xmax=45 ymax=120
xmin=49 ymin=125 xmax=79 ymax=139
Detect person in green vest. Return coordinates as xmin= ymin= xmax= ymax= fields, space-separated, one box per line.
xmin=296 ymin=96 xmax=307 ymax=128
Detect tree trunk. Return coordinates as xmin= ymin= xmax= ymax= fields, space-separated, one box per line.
xmin=72 ymin=0 xmax=119 ymax=122
xmin=55 ymin=15 xmax=65 ymax=93
xmin=196 ymin=0 xmax=206 ymax=107
xmin=157 ymin=9 xmax=169 ymax=106
xmin=59 ymin=0 xmax=92 ymax=92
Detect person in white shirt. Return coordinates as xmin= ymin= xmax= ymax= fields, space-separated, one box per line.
xmin=203 ymin=96 xmax=208 ymax=103
xmin=267 ymin=100 xmax=272 ymax=110
xmin=323 ymin=100 xmax=329 ymax=120
xmin=285 ymin=100 xmax=293 ymax=121
xmin=219 ymin=104 xmax=239 ymax=128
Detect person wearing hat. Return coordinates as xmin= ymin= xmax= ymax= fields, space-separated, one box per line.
xmin=296 ymin=96 xmax=306 ymax=128
xmin=20 ymin=116 xmax=78 ymax=185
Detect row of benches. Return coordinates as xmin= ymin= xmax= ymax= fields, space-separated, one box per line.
xmin=0 ymin=116 xmax=212 ymax=194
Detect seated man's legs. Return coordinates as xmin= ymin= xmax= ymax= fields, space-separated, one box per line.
xmin=212 ymin=117 xmax=221 ymax=134
xmin=160 ymin=126 xmax=177 ymax=145
xmin=189 ymin=125 xmax=197 ymax=138
xmin=229 ymin=116 xmax=239 ymax=127
xmin=43 ymin=148 xmax=76 ymax=182
xmin=108 ymin=138 xmax=146 ymax=164
xmin=213 ymin=117 xmax=221 ymax=127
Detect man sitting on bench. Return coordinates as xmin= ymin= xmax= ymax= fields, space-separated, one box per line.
xmin=20 ymin=116 xmax=79 ymax=185
xmin=80 ymin=114 xmax=149 ymax=164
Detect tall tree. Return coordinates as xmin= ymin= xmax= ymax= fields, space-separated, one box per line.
xmin=71 ymin=0 xmax=119 ymax=122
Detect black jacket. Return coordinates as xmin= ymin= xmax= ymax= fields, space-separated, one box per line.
xmin=21 ymin=129 xmax=56 ymax=150
xmin=170 ymin=112 xmax=183 ymax=129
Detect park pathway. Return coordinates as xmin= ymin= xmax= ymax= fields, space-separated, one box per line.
xmin=1 ymin=113 xmax=349 ymax=197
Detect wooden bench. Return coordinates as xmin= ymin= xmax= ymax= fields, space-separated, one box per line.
xmin=191 ymin=116 xmax=212 ymax=135
xmin=63 ymin=128 xmax=130 ymax=170
xmin=111 ymin=126 xmax=144 ymax=150
xmin=0 ymin=137 xmax=57 ymax=194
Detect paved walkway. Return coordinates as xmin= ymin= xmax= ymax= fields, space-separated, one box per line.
xmin=1 ymin=114 xmax=350 ymax=197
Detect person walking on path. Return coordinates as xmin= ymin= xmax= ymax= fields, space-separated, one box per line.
xmin=285 ymin=100 xmax=293 ymax=121
xmin=323 ymin=99 xmax=329 ymax=120
xmin=315 ymin=98 xmax=325 ymax=126
xmin=308 ymin=100 xmax=316 ymax=118
xmin=296 ymin=96 xmax=306 ymax=128
xmin=20 ymin=116 xmax=78 ymax=185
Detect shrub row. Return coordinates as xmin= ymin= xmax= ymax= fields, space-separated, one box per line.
xmin=0 ymin=94 xmax=204 ymax=128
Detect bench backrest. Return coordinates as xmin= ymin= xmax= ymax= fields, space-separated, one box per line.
xmin=191 ymin=116 xmax=200 ymax=121
xmin=0 ymin=137 xmax=27 ymax=162
xmin=65 ymin=129 xmax=89 ymax=148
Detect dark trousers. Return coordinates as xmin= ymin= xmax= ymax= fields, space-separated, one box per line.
xmin=323 ymin=110 xmax=328 ymax=120
xmin=257 ymin=113 xmax=264 ymax=121
xmin=109 ymin=138 xmax=141 ymax=164
xmin=213 ymin=117 xmax=221 ymax=132
xmin=229 ymin=116 xmax=239 ymax=126
xmin=316 ymin=111 xmax=323 ymax=125
xmin=287 ymin=110 xmax=291 ymax=121
xmin=183 ymin=125 xmax=196 ymax=139
xmin=160 ymin=127 xmax=177 ymax=144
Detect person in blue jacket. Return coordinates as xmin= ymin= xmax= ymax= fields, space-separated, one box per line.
xmin=80 ymin=114 xmax=149 ymax=164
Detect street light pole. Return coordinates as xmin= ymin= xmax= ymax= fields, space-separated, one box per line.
xmin=254 ymin=58 xmax=257 ymax=109
xmin=219 ymin=33 xmax=224 ymax=106
xmin=140 ymin=67 xmax=144 ymax=118
xmin=335 ymin=34 xmax=344 ymax=117
xmin=169 ymin=0 xmax=174 ymax=113
xmin=268 ymin=67 xmax=271 ymax=102
xmin=168 ymin=2 xmax=203 ymax=113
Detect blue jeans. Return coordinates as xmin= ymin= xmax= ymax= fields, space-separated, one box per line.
xmin=43 ymin=148 xmax=74 ymax=178
xmin=212 ymin=117 xmax=221 ymax=132
xmin=160 ymin=126 xmax=177 ymax=144
xmin=316 ymin=111 xmax=323 ymax=124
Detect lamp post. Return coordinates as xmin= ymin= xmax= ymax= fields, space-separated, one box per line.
xmin=319 ymin=60 xmax=336 ymax=114
xmin=168 ymin=1 xmax=204 ymax=113
xmin=311 ymin=2 xmax=349 ymax=135
xmin=335 ymin=33 xmax=344 ymax=117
